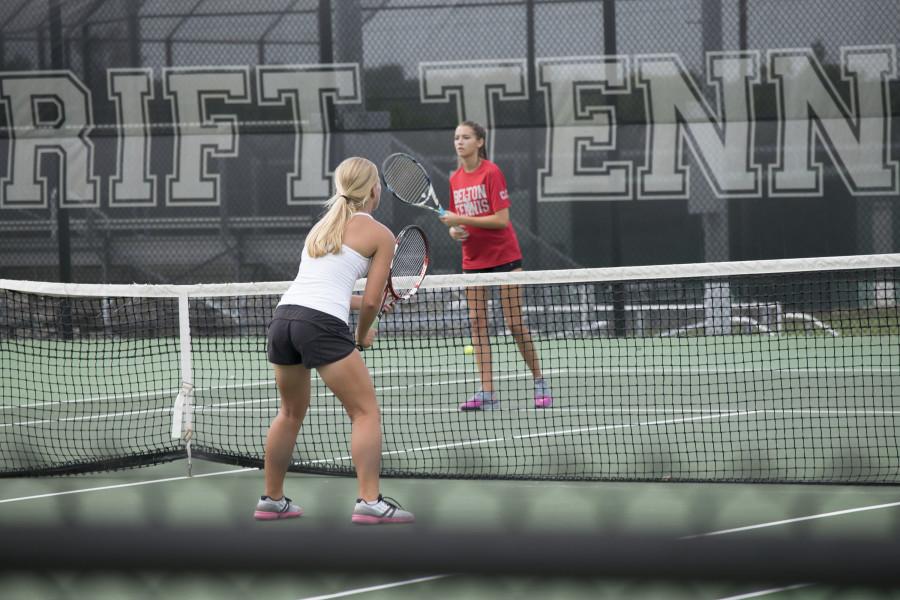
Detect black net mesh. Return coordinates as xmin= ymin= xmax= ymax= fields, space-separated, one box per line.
xmin=3 ymin=255 xmax=899 ymax=482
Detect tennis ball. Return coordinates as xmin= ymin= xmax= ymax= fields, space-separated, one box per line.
xmin=463 ymin=344 xmax=474 ymax=355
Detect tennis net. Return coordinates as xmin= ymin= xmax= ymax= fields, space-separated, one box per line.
xmin=2 ymin=254 xmax=899 ymax=482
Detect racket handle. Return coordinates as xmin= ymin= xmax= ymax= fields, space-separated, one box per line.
xmin=357 ymin=314 xmax=381 ymax=353
xmin=438 ymin=206 xmax=445 ymax=216
xmin=357 ymin=316 xmax=379 ymax=352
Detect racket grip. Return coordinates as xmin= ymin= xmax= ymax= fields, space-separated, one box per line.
xmin=356 ymin=314 xmax=380 ymax=353
xmin=438 ymin=206 xmax=445 ymax=216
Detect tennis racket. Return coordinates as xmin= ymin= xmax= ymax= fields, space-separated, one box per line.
xmin=381 ymin=153 xmax=446 ymax=216
xmin=373 ymin=225 xmax=430 ymax=329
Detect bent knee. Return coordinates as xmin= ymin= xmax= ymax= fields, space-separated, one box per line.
xmin=278 ymin=406 xmax=305 ymax=421
xmin=469 ymin=319 xmax=490 ymax=336
xmin=344 ymin=398 xmax=380 ymax=422
xmin=510 ymin=325 xmax=530 ymax=339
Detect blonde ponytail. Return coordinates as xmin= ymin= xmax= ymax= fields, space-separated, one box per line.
xmin=305 ymin=157 xmax=379 ymax=258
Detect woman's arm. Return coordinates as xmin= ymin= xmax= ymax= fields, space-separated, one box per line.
xmin=355 ymin=224 xmax=395 ymax=347
xmin=440 ymin=208 xmax=509 ymax=229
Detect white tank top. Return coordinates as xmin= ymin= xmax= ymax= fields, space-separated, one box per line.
xmin=277 ymin=214 xmax=373 ymax=323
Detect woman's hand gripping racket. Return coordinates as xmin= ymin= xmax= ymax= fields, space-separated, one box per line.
xmin=381 ymin=153 xmax=446 ymax=216
xmin=372 ymin=225 xmax=430 ymax=331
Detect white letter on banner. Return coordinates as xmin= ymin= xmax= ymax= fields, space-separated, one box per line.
xmin=108 ymin=68 xmax=155 ymax=207
xmin=635 ymin=52 xmax=761 ymax=199
xmin=163 ymin=67 xmax=251 ymax=206
xmin=0 ymin=71 xmax=98 ymax=208
xmin=257 ymin=64 xmax=361 ymax=205
xmin=536 ymin=56 xmax=632 ymax=201
xmin=769 ymin=46 xmax=898 ymax=196
xmin=419 ymin=60 xmax=527 ymax=159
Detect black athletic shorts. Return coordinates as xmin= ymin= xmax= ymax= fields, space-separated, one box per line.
xmin=463 ymin=258 xmax=523 ymax=274
xmin=266 ymin=305 xmax=356 ymax=368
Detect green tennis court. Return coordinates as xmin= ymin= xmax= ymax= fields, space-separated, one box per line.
xmin=5 ymin=329 xmax=900 ymax=481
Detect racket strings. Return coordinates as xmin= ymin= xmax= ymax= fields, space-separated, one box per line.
xmin=390 ymin=231 xmax=428 ymax=298
xmin=383 ymin=158 xmax=430 ymax=205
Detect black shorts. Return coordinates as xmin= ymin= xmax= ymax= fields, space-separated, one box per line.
xmin=266 ymin=305 xmax=356 ymax=368
xmin=463 ymin=258 xmax=523 ymax=274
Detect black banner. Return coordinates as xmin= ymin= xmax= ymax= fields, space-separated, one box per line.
xmin=0 ymin=0 xmax=897 ymax=282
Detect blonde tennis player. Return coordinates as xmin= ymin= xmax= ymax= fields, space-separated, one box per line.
xmin=255 ymin=157 xmax=414 ymax=524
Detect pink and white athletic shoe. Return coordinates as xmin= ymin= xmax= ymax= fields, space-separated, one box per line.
xmin=458 ymin=391 xmax=499 ymax=411
xmin=254 ymin=495 xmax=303 ymax=520
xmin=352 ymin=495 xmax=415 ymax=525
xmin=534 ymin=378 xmax=553 ymax=408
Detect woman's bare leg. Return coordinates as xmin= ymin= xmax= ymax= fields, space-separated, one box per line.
xmin=466 ymin=285 xmax=493 ymax=393
xmin=499 ymin=277 xmax=542 ymax=380
xmin=317 ymin=350 xmax=382 ymax=501
xmin=264 ymin=363 xmax=311 ymax=499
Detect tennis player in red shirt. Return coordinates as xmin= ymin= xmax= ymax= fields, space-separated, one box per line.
xmin=439 ymin=121 xmax=553 ymax=411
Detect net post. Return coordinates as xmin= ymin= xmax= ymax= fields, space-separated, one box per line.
xmin=171 ymin=293 xmax=195 ymax=476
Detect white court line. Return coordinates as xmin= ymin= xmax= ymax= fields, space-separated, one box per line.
xmin=195 ymin=408 xmax=900 ymax=417
xmin=0 ymin=379 xmax=275 ymax=411
xmin=9 ymin=369 xmax=900 ymax=425
xmin=0 ymin=378 xmax=280 ymax=412
xmin=304 ymin=437 xmax=506 ymax=465
xmin=5 ymin=403 xmax=900 ymax=427
xmin=0 ymin=367 xmax=509 ymax=415
xmin=370 ymin=366 xmax=900 ymax=376
xmin=191 ymin=404 xmax=900 ymax=417
xmin=0 ymin=467 xmax=256 ymax=504
xmin=681 ymin=500 xmax=900 ymax=539
xmin=301 ymin=410 xmax=757 ymax=467
xmin=687 ymin=498 xmax=900 ymax=598
xmin=1 ymin=434 xmax=894 ymax=596
xmin=4 ymin=362 xmax=898 ymax=411
xmin=4 ymin=387 xmax=176 ymax=411
xmin=2 ymin=406 xmax=172 ymax=428
xmin=0 ymin=365 xmax=484 ymax=411
xmin=716 ymin=583 xmax=813 ymax=599
xmin=383 ymin=437 xmax=504 ymax=457
xmin=295 ymin=575 xmax=450 ymax=600
xmin=514 ymin=410 xmax=760 ymax=439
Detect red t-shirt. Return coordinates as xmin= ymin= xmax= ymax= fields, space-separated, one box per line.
xmin=449 ymin=159 xmax=522 ymax=271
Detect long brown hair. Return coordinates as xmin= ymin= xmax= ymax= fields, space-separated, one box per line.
xmin=458 ymin=120 xmax=488 ymax=162
xmin=305 ymin=157 xmax=378 ymax=258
